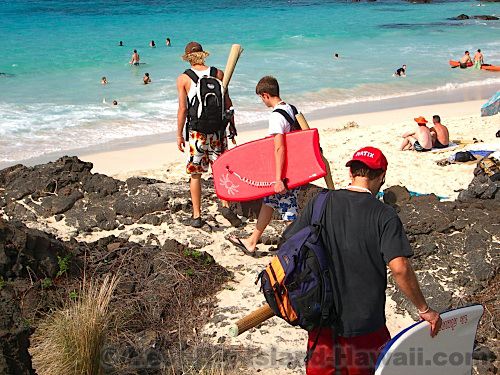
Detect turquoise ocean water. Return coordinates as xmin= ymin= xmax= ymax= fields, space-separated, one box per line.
xmin=0 ymin=0 xmax=499 ymax=164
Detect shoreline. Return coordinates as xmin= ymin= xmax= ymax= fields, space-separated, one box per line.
xmin=2 ymin=82 xmax=497 ymax=171
xmin=82 ymin=99 xmax=491 ymax=181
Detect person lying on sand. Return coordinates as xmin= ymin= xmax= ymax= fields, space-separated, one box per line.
xmin=430 ymin=115 xmax=449 ymax=149
xmin=400 ymin=116 xmax=432 ymax=152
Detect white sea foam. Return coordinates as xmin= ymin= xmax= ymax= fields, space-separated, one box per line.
xmin=1 ymin=77 xmax=498 ymax=165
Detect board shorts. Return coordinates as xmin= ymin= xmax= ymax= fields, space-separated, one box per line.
xmin=263 ymin=188 xmax=299 ymax=221
xmin=306 ymin=325 xmax=391 ymax=375
xmin=186 ymin=130 xmax=226 ymax=174
xmin=413 ymin=140 xmax=431 ymax=152
xmin=433 ymin=139 xmax=449 ymax=149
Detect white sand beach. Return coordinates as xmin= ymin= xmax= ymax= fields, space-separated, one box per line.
xmin=73 ymin=99 xmax=498 ymax=374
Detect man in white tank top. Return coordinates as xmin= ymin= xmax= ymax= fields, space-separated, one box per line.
xmin=176 ymin=41 xmax=240 ymax=228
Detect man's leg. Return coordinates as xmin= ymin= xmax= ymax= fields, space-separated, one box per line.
xmin=186 ymin=130 xmax=209 ymax=227
xmin=401 ymin=136 xmax=417 ymax=151
xmin=219 ymin=199 xmax=243 ymax=227
xmin=338 ymin=325 xmax=390 ymax=375
xmin=190 ymin=174 xmax=202 ymax=219
xmin=208 ymin=132 xmax=242 ymax=227
xmin=400 ymin=137 xmax=410 ymax=151
xmin=306 ymin=328 xmax=335 ymax=375
xmin=239 ymin=204 xmax=274 ymax=252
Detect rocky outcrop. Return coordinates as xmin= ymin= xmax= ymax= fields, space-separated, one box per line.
xmin=0 ymin=218 xmax=230 ymax=374
xmin=383 ymin=185 xmax=499 ymax=372
xmin=0 ymin=219 xmax=73 ymax=279
xmin=450 ymin=13 xmax=469 ymax=20
xmin=473 ymin=15 xmax=499 ymax=20
xmin=1 ymin=156 xmax=498 ymax=373
xmin=458 ymin=159 xmax=499 ymax=201
xmin=0 ymin=294 xmax=35 ymax=375
xmin=0 ymin=157 xmax=328 ymax=228
xmin=0 ymin=157 xmax=191 ymax=232
xmin=449 ymin=14 xmax=499 ymax=20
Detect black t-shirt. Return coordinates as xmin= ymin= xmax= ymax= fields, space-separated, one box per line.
xmin=284 ymin=189 xmax=413 ymax=337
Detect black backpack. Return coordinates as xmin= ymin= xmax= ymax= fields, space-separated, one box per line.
xmin=273 ymin=104 xmax=301 ymax=131
xmin=184 ymin=67 xmax=227 ymax=135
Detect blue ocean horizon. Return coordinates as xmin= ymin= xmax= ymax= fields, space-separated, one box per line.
xmin=0 ymin=0 xmax=499 ymax=164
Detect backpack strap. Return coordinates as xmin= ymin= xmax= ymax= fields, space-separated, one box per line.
xmin=273 ymin=108 xmax=296 ymax=128
xmin=209 ymin=66 xmax=217 ymax=78
xmin=290 ymin=104 xmax=298 ymax=116
xmin=184 ymin=69 xmax=199 ymax=84
xmin=311 ymin=190 xmax=330 ymax=225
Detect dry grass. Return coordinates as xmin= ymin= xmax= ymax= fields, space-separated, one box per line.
xmin=30 ymin=274 xmax=120 ymax=375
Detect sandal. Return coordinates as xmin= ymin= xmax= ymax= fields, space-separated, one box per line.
xmin=228 ymin=237 xmax=256 ymax=257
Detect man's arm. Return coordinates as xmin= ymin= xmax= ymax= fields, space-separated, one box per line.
xmin=401 ymin=130 xmax=415 ymax=138
xmin=389 ymin=256 xmax=442 ymax=337
xmin=176 ymin=75 xmax=188 ymax=152
xmin=273 ymin=134 xmax=286 ymax=194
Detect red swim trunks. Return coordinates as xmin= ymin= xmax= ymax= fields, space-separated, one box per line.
xmin=306 ymin=325 xmax=390 ymax=375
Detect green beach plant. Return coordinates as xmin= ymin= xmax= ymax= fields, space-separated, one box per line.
xmin=56 ymin=254 xmax=71 ymax=278
xmin=30 ymin=274 xmax=120 ymax=375
xmin=41 ymin=278 xmax=52 ymax=289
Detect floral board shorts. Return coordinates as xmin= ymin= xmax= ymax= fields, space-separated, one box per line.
xmin=263 ymin=188 xmax=299 ymax=221
xmin=186 ymin=130 xmax=227 ymax=174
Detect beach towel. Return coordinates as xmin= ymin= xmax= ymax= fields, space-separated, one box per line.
xmin=469 ymin=150 xmax=493 ymax=158
xmin=376 ymin=191 xmax=447 ymax=201
xmin=466 ymin=142 xmax=500 ymax=152
xmin=428 ymin=142 xmax=460 ymax=153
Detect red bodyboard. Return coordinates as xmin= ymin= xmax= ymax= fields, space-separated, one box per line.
xmin=212 ymin=129 xmax=327 ymax=202
xmin=449 ymin=60 xmax=473 ymax=68
xmin=449 ymin=60 xmax=500 ymax=71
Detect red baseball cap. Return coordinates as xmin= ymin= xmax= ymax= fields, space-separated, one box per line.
xmin=345 ymin=146 xmax=388 ymax=171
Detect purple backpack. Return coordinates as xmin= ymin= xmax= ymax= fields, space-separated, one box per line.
xmin=258 ymin=190 xmax=337 ymax=333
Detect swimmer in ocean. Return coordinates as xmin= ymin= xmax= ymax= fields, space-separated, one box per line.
xmin=166 ymin=38 xmax=171 ymax=46
xmin=394 ymin=64 xmax=407 ymax=77
xmin=150 ymin=40 xmax=156 ymax=48
xmin=129 ymin=49 xmax=140 ymax=65
xmin=119 ymin=41 xmax=124 ymax=46
xmin=101 ymin=76 xmax=107 ymax=85
xmin=143 ymin=72 xmax=151 ymax=84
